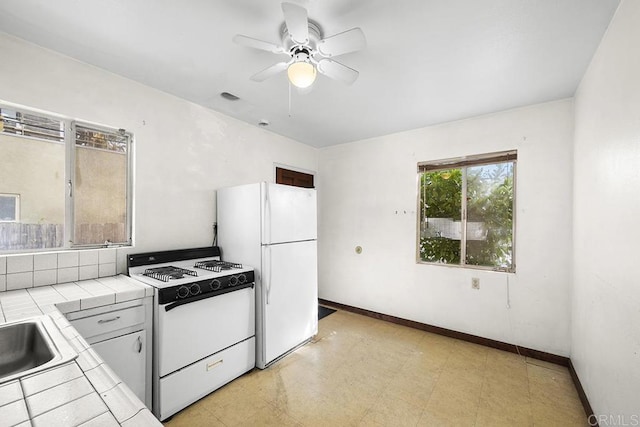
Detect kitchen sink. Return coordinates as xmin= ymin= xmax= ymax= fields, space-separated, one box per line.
xmin=0 ymin=316 xmax=78 ymax=384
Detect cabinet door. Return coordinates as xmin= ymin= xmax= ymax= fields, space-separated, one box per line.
xmin=92 ymin=331 xmax=145 ymax=403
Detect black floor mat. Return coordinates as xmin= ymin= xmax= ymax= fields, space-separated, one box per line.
xmin=319 ymin=305 xmax=336 ymax=320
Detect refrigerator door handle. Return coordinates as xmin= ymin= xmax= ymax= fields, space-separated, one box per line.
xmin=263 ymin=182 xmax=271 ymax=244
xmin=265 ymin=245 xmax=272 ymax=305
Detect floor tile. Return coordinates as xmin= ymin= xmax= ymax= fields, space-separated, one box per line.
xmin=163 ymin=397 xmax=226 ymax=427
xmin=362 ymin=393 xmax=424 ymax=426
xmin=159 ymin=309 xmax=588 ymax=427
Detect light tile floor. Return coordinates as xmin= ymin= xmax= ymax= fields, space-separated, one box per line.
xmin=164 ymin=309 xmax=588 ymax=426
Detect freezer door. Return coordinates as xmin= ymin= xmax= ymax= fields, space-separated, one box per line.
xmin=262 ymin=183 xmax=317 ymax=244
xmin=260 ymin=240 xmax=318 ymax=367
xmin=217 ymin=183 xmax=262 ymax=271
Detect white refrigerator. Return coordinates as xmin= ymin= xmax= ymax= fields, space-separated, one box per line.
xmin=217 ymin=182 xmax=318 ymax=369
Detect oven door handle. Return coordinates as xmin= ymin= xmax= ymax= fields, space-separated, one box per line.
xmin=164 ymin=283 xmax=254 ymax=312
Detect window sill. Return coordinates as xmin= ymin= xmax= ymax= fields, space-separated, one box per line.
xmin=415 ymin=260 xmax=516 ymax=274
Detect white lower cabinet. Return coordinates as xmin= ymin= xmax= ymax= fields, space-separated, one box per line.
xmin=66 ymin=298 xmax=153 ymax=408
xmin=91 ymin=330 xmax=146 ymax=402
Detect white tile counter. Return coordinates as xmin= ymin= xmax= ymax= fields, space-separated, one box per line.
xmin=0 ymin=275 xmax=161 ymax=427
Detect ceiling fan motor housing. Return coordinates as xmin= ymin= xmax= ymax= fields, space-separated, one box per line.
xmin=291 ymin=47 xmax=312 ymax=63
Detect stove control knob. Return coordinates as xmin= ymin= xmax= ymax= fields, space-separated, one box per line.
xmin=190 ymin=283 xmax=201 ymax=296
xmin=177 ymin=286 xmax=190 ymax=299
xmin=211 ymin=279 xmax=222 ymax=291
xmin=238 ymin=274 xmax=247 ymax=284
xmin=229 ymin=276 xmax=238 ymax=286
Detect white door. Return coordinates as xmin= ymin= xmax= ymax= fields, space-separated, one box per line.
xmin=261 ymin=240 xmax=318 ymax=366
xmin=262 ymin=183 xmax=317 ymax=244
xmin=92 ymin=331 xmax=145 ymax=403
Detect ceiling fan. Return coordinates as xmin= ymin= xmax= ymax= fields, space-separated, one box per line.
xmin=233 ymin=2 xmax=366 ymax=89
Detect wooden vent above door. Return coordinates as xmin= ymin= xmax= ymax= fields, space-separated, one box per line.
xmin=276 ymin=167 xmax=314 ymax=188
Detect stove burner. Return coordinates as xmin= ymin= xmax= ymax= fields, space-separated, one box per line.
xmin=143 ymin=266 xmax=198 ymax=282
xmin=194 ymin=260 xmax=243 ymax=272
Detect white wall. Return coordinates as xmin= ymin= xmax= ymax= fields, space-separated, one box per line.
xmin=0 ymin=33 xmax=317 ymax=270
xmin=572 ymin=0 xmax=640 ymax=417
xmin=318 ymin=99 xmax=574 ymax=356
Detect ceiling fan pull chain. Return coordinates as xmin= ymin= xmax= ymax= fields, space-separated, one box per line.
xmin=288 ymin=81 xmax=292 ymax=117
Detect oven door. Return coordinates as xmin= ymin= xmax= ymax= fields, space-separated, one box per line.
xmin=157 ymin=286 xmax=255 ymax=377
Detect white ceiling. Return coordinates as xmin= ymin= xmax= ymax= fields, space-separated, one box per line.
xmin=0 ymin=0 xmax=619 ymax=148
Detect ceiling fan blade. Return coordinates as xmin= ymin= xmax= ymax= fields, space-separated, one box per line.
xmin=282 ymin=2 xmax=309 ymax=44
xmin=317 ymin=27 xmax=366 ymax=57
xmin=233 ymin=35 xmax=285 ymax=54
xmin=250 ymin=62 xmax=289 ymax=82
xmin=316 ymin=59 xmax=359 ymax=85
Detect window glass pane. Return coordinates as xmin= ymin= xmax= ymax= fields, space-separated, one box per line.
xmin=1 ymin=108 xmax=65 ymax=142
xmin=75 ymin=126 xmax=127 ymax=153
xmin=0 ymin=195 xmax=19 ymax=222
xmin=0 ymin=132 xmax=65 ymax=250
xmin=465 ymin=162 xmax=514 ymax=269
xmin=73 ymin=127 xmax=128 ymax=245
xmin=419 ymin=169 xmax=462 ymax=264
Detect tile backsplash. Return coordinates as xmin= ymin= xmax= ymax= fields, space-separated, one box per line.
xmin=0 ymin=249 xmax=118 ymax=292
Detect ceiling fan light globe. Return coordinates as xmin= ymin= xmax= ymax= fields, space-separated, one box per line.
xmin=287 ymin=61 xmax=317 ymax=88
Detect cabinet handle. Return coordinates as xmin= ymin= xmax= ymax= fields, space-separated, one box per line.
xmin=136 ymin=336 xmax=143 ymax=353
xmin=97 ymin=316 xmax=121 ymax=324
xmin=206 ymin=359 xmax=223 ymax=371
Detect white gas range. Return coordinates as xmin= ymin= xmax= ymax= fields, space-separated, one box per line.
xmin=128 ymin=247 xmax=255 ymax=421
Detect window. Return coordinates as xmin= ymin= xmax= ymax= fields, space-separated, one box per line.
xmin=275 ymin=167 xmax=315 ymax=188
xmin=417 ymin=151 xmax=516 ymax=272
xmin=0 ymin=104 xmax=132 ymax=252
xmin=72 ymin=124 xmax=132 ymax=246
xmin=0 ymin=194 xmax=20 ymax=222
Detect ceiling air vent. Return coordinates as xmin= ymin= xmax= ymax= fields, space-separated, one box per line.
xmin=220 ymin=92 xmax=240 ymax=101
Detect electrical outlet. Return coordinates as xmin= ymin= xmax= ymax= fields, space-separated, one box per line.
xmin=471 ymin=277 xmax=480 ymax=290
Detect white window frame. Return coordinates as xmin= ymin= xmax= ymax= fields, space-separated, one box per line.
xmin=0 ymin=102 xmax=133 ymax=252
xmin=416 ymin=150 xmax=517 ymax=272
xmin=68 ymin=121 xmax=133 ymax=248
xmin=0 ymin=193 xmax=20 ymax=223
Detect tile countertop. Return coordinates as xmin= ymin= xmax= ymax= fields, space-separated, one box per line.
xmin=0 ymin=275 xmax=162 ymax=427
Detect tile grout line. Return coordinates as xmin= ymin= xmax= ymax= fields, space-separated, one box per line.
xmin=84 ymin=361 xmax=123 ymax=395
xmin=120 ymin=407 xmax=146 ymax=424
xmin=24 ymin=382 xmax=95 ymax=421
xmin=524 ymin=359 xmax=535 ymax=425
xmin=77 ymin=410 xmax=112 ymax=426
xmin=413 ymin=334 xmax=454 ymax=425
xmin=470 ymin=348 xmax=490 ymax=427
xmin=17 ymin=377 xmax=33 ymax=423
xmin=19 ymin=365 xmax=83 ymax=399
